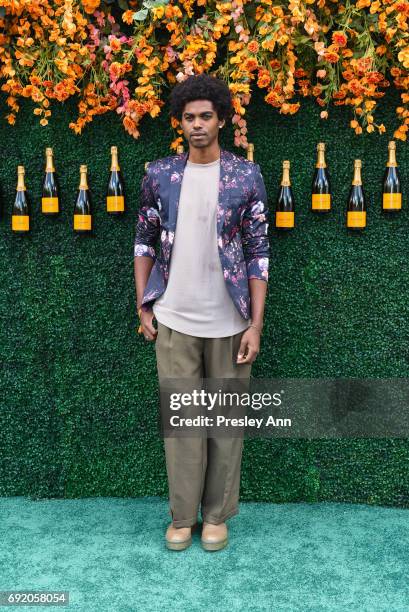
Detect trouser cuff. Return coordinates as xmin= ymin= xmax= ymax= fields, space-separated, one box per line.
xmin=170 ymin=515 xmax=199 ymax=528
xmin=201 ymin=507 xmax=239 ymax=525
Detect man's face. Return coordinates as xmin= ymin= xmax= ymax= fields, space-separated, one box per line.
xmin=180 ymin=99 xmax=224 ymax=149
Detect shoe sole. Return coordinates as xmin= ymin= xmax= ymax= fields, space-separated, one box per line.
xmin=166 ymin=537 xmax=193 ymax=551
xmin=201 ymin=538 xmax=228 ymax=551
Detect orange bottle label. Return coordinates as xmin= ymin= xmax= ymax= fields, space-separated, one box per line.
xmin=312 ymin=193 xmax=331 ymax=210
xmin=12 ymin=215 xmax=29 ymax=231
xmin=383 ymin=193 xmax=402 ymax=210
xmin=347 ymin=210 xmax=366 ymax=228
xmin=276 ymin=211 xmax=294 ymax=228
xmin=107 ymin=195 xmax=124 ymax=212
xmin=74 ymin=214 xmax=92 ymax=230
xmin=42 ymin=197 xmax=59 ymax=213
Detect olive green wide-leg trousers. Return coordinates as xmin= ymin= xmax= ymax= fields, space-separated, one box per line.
xmin=155 ymin=320 xmax=252 ymax=528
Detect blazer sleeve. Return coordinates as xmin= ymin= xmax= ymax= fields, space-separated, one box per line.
xmin=241 ymin=163 xmax=269 ymax=282
xmin=134 ymin=166 xmax=160 ymax=260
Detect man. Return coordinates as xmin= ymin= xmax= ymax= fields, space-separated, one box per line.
xmin=134 ymin=74 xmax=269 ymax=551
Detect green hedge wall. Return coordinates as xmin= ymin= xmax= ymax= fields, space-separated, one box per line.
xmin=0 ymin=87 xmax=408 ymax=506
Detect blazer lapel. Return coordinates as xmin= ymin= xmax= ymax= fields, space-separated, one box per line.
xmin=168 ymin=151 xmax=188 ymax=232
xmin=168 ymin=147 xmax=231 ymax=236
xmin=216 ymin=148 xmax=231 ymax=237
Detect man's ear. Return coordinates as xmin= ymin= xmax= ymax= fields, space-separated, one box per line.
xmin=219 ymin=119 xmax=225 ymax=129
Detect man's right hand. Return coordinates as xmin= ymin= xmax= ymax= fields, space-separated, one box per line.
xmin=140 ymin=309 xmax=158 ymax=342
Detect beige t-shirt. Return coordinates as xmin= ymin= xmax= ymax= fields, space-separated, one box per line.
xmin=152 ymin=157 xmax=250 ymax=338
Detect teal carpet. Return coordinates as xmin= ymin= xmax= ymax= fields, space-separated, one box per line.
xmin=1 ymin=497 xmax=408 ymax=611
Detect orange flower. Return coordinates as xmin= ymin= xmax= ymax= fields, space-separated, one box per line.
xmin=247 ymin=40 xmax=259 ymax=54
xmin=280 ymin=102 xmax=300 ymax=115
xmin=110 ymin=38 xmax=122 ymax=53
xmin=394 ymin=127 xmax=407 ymax=141
xmin=243 ymin=58 xmax=258 ymax=71
xmin=324 ymin=45 xmax=340 ymax=63
xmin=257 ymin=73 xmax=271 ymax=88
xmin=122 ymin=10 xmax=134 ymax=24
xmin=356 ymin=56 xmax=373 ymax=73
xmin=109 ymin=62 xmax=122 ymax=79
xmin=364 ymin=100 xmax=376 ymax=111
xmin=342 ymin=70 xmax=354 ymax=81
xmin=332 ymin=31 xmax=347 ymax=47
xmin=369 ymin=0 xmax=381 ymax=13
xmin=123 ymin=115 xmax=137 ymax=132
xmin=149 ymin=103 xmax=162 ymax=118
xmin=367 ymin=72 xmax=383 ymax=84
xmin=81 ymin=0 xmax=100 ymax=14
xmin=376 ymin=45 xmax=387 ymax=56
xmin=232 ymin=97 xmax=245 ymax=115
xmin=269 ymin=59 xmax=281 ymax=70
xmin=69 ymin=121 xmax=83 ymax=135
xmin=261 ymin=39 xmax=276 ymax=52
xmin=324 ymin=51 xmax=340 ymax=63
xmin=398 ymin=49 xmax=409 ymax=69
xmin=170 ymin=136 xmax=184 ymax=150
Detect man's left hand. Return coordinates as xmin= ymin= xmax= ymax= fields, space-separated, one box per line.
xmin=236 ymin=327 xmax=261 ymax=364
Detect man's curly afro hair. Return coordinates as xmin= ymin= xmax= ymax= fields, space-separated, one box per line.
xmin=169 ymin=74 xmax=233 ymax=122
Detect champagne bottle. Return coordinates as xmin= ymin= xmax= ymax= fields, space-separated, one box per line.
xmin=42 ymin=147 xmax=59 ymax=214
xmin=312 ymin=142 xmax=331 ymax=212
xmin=347 ymin=160 xmax=366 ymax=230
xmin=382 ymin=141 xmax=401 ymax=212
xmin=106 ymin=146 xmax=125 ymax=214
xmin=247 ymin=143 xmax=254 ymax=162
xmin=12 ymin=166 xmax=30 ymax=232
xmin=276 ymin=160 xmax=295 ymax=230
xmin=74 ymin=165 xmax=92 ymax=232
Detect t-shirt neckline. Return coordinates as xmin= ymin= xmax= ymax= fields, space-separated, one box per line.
xmin=186 ymin=157 xmax=220 ymax=168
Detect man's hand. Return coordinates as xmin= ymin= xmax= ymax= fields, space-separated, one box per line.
xmin=140 ymin=309 xmax=158 ymax=342
xmin=236 ymin=327 xmax=261 ymax=364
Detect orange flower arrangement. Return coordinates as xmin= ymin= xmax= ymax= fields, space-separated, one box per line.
xmin=0 ymin=0 xmax=408 ymax=147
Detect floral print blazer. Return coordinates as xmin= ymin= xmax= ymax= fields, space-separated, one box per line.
xmin=134 ymin=147 xmax=269 ymax=320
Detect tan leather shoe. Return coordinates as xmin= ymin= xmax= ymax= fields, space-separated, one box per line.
xmin=201 ymin=521 xmax=228 ymax=551
xmin=165 ymin=521 xmax=198 ymax=551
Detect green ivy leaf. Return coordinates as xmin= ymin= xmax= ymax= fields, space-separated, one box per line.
xmin=143 ymin=0 xmax=170 ymax=7
xmin=133 ymin=8 xmax=149 ymax=20
xmin=297 ymin=35 xmax=313 ymax=45
xmin=247 ymin=16 xmax=256 ymax=29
